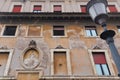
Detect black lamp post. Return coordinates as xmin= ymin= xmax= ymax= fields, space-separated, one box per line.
xmin=87 ymin=0 xmax=120 ymax=76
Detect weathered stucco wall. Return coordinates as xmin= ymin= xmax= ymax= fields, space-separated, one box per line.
xmin=0 ymin=21 xmax=119 ymax=80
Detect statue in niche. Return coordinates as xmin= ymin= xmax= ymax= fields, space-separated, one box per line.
xmin=23 ymin=50 xmax=39 ymax=68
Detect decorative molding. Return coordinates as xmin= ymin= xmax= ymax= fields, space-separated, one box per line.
xmin=29 ymin=40 xmax=37 ymax=48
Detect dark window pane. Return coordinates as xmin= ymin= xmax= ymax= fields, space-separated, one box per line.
xmin=3 ymin=26 xmax=17 ymax=36
xmin=53 ymin=26 xmax=64 ymax=36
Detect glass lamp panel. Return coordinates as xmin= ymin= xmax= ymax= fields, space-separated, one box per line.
xmin=89 ymin=3 xmax=107 ymax=21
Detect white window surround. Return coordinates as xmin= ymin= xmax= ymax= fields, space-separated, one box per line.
xmin=88 ymin=49 xmax=115 ymax=76
xmin=50 ymin=49 xmax=72 ymax=75
xmin=30 ymin=2 xmax=45 ymax=12
xmin=0 ymin=24 xmax=19 ymax=37
xmin=52 ymin=25 xmax=67 ymax=37
xmin=107 ymin=2 xmax=120 ymax=12
xmin=25 ymin=25 xmax=43 ymax=37
xmin=50 ymin=2 xmax=64 ymax=12
xmin=9 ymin=2 xmax=24 ymax=12
xmin=0 ymin=49 xmax=14 ymax=76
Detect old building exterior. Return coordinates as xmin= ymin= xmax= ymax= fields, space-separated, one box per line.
xmin=0 ymin=0 xmax=120 ymax=80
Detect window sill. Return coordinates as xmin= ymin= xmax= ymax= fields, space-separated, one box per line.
xmin=85 ymin=36 xmax=99 ymax=38
xmin=0 ymin=36 xmax=17 ymax=38
xmin=24 ymin=36 xmax=43 ymax=38
xmin=52 ymin=35 xmax=68 ymax=38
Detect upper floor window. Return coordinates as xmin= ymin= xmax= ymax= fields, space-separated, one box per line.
xmin=80 ymin=5 xmax=86 ymax=13
xmin=108 ymin=5 xmax=118 ymax=13
xmin=54 ymin=5 xmax=62 ymax=13
xmin=53 ymin=26 xmax=65 ymax=36
xmin=33 ymin=5 xmax=42 ymax=13
xmin=117 ymin=26 xmax=120 ymax=32
xmin=85 ymin=26 xmax=97 ymax=37
xmin=27 ymin=25 xmax=42 ymax=37
xmin=92 ymin=52 xmax=111 ymax=75
xmin=12 ymin=5 xmax=22 ymax=12
xmin=3 ymin=26 xmax=17 ymax=36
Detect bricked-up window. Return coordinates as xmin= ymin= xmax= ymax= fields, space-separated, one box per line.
xmin=54 ymin=5 xmax=62 ymax=13
xmin=33 ymin=5 xmax=41 ymax=13
xmin=54 ymin=51 xmax=68 ymax=75
xmin=53 ymin=26 xmax=65 ymax=36
xmin=108 ymin=5 xmax=118 ymax=13
xmin=80 ymin=5 xmax=86 ymax=13
xmin=12 ymin=5 xmax=21 ymax=12
xmin=28 ymin=26 xmax=41 ymax=36
xmin=85 ymin=26 xmax=97 ymax=37
xmin=117 ymin=26 xmax=120 ymax=32
xmin=3 ymin=26 xmax=17 ymax=36
xmin=93 ymin=52 xmax=111 ymax=75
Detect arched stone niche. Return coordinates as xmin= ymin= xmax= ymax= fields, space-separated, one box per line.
xmin=21 ymin=47 xmax=41 ymax=69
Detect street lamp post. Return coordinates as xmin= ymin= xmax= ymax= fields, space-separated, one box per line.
xmin=87 ymin=0 xmax=120 ymax=76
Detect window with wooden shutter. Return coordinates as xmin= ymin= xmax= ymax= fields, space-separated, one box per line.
xmin=53 ymin=26 xmax=65 ymax=36
xmin=80 ymin=5 xmax=86 ymax=13
xmin=12 ymin=5 xmax=21 ymax=12
xmin=54 ymin=5 xmax=62 ymax=13
xmin=92 ymin=52 xmax=111 ymax=75
xmin=108 ymin=5 xmax=117 ymax=13
xmin=33 ymin=5 xmax=41 ymax=13
xmin=85 ymin=26 xmax=97 ymax=37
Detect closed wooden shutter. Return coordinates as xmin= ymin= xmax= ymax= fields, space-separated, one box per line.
xmin=54 ymin=5 xmax=61 ymax=12
xmin=108 ymin=5 xmax=117 ymax=12
xmin=28 ymin=26 xmax=41 ymax=36
xmin=81 ymin=5 xmax=86 ymax=13
xmin=54 ymin=52 xmax=68 ymax=75
xmin=17 ymin=72 xmax=39 ymax=80
xmin=12 ymin=5 xmax=21 ymax=12
xmin=34 ymin=5 xmax=41 ymax=11
xmin=93 ymin=52 xmax=107 ymax=64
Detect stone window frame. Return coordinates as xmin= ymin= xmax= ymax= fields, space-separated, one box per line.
xmin=26 ymin=25 xmax=43 ymax=37
xmin=0 ymin=49 xmax=14 ymax=76
xmin=9 ymin=2 xmax=24 ymax=12
xmin=50 ymin=49 xmax=72 ymax=75
xmin=50 ymin=2 xmax=64 ymax=12
xmin=88 ymin=49 xmax=115 ymax=76
xmin=30 ymin=2 xmax=45 ymax=12
xmin=52 ymin=25 xmax=67 ymax=37
xmin=1 ymin=24 xmax=19 ymax=37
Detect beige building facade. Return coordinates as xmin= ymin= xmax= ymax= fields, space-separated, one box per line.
xmin=0 ymin=0 xmax=120 ymax=80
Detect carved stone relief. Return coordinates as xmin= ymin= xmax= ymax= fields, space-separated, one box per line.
xmin=20 ymin=40 xmax=49 ymax=69
xmin=22 ymin=48 xmax=40 ymax=69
